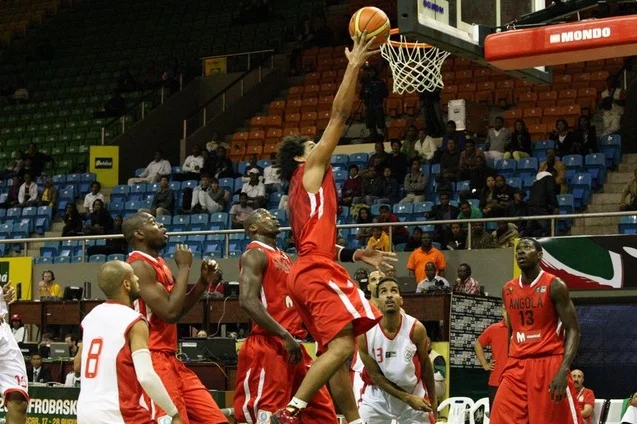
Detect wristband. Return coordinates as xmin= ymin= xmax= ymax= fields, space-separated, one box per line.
xmin=340 ymin=248 xmax=358 ymax=263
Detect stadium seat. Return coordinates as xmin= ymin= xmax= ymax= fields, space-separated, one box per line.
xmin=334 ymin=169 xmax=347 ymax=183
xmin=210 ymin=213 xmax=229 ymax=229
xmin=517 ymin=157 xmax=538 ymax=180
xmin=585 ymin=153 xmax=606 ymax=186
xmin=348 ymin=153 xmax=368 ymax=168
xmin=270 ymin=209 xmax=288 ymax=226
xmin=172 ymin=215 xmax=191 ymax=231
xmin=89 ymin=254 xmax=107 ymax=263
xmin=393 ymin=204 xmax=413 ymax=220
xmin=533 ymin=140 xmax=555 ymax=153
xmin=599 ymin=134 xmax=621 ymax=168
xmin=571 ymin=173 xmax=592 ymax=208
xmin=562 ymin=154 xmax=584 ymax=181
xmin=619 ymin=216 xmax=637 ymax=235
xmin=506 ymin=177 xmax=522 ymax=189
xmin=495 ymin=159 xmax=517 ymax=178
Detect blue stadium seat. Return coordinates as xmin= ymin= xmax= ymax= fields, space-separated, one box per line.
xmin=413 ymin=202 xmax=434 ymax=215
xmin=35 ymin=217 xmax=48 ymax=235
xmin=371 ymin=204 xmax=390 ymax=216
xmin=333 ymin=169 xmax=347 ymax=183
xmin=522 ymin=177 xmax=535 ymax=189
xmin=190 ymin=214 xmax=209 ymax=231
xmin=110 ymin=202 xmax=124 ymax=213
xmin=393 ymin=204 xmax=413 ymax=220
xmin=557 ymin=194 xmax=575 ymax=231
xmin=234 ymin=177 xmax=244 ymax=193
xmin=506 ymin=177 xmax=522 ymax=189
xmin=219 ymin=178 xmax=234 ymax=191
xmin=420 ymin=164 xmax=430 ymax=175
xmin=21 ymin=207 xmax=36 ymax=218
xmin=571 ymin=173 xmax=592 ymax=208
xmin=331 ymin=154 xmax=349 ymax=166
xmin=147 ymin=182 xmax=160 ymax=193
xmin=35 ymin=257 xmax=53 ymax=265
xmin=619 ymin=215 xmax=637 ymax=234
xmin=131 ymin=184 xmax=147 ymax=194
xmin=59 ymin=189 xmax=74 ymax=202
xmin=40 ymin=241 xmax=60 ymax=257
xmin=348 ymin=153 xmax=368 ymax=168
xmin=67 ymin=174 xmax=81 ymax=184
xmin=533 ymin=140 xmax=555 ymax=153
xmin=270 ymin=209 xmax=288 ymax=226
xmin=210 ymin=213 xmax=229 ymax=229
xmin=585 ymin=153 xmax=606 ymax=187
xmin=6 ymin=208 xmax=20 ymax=219
xmin=124 ymin=201 xmax=141 ymax=213
xmin=517 ymin=157 xmax=538 ymax=180
xmin=134 ymin=168 xmax=145 ymax=177
xmin=456 ymin=180 xmax=471 ymax=193
xmin=169 ymin=181 xmax=181 ymax=191
xmin=187 ymin=235 xmax=205 ymax=252
xmin=54 ymin=256 xmax=72 ymax=264
xmin=495 ymin=159 xmax=517 ymax=177
xmin=171 ymin=166 xmax=182 ymax=174
xmin=562 ymin=154 xmax=584 ymax=181
xmin=37 ymin=206 xmax=52 ymax=220
xmin=107 ymin=254 xmax=125 ymax=261
xmin=182 ymin=180 xmax=198 ymax=191
xmin=468 ymin=199 xmax=480 ymax=209
xmin=0 ymin=194 xmax=7 ymax=205
xmin=52 ymin=174 xmax=66 ymax=184
xmin=430 ymin=163 xmax=440 ymax=174
xmin=238 ymin=161 xmax=249 ymax=175
xmin=258 ymin=159 xmax=271 ymax=169
xmin=268 ymin=192 xmax=283 ymax=209
xmin=599 ymin=134 xmax=621 ymax=167
xmin=172 ymin=215 xmax=191 ymax=231
xmin=13 ymin=222 xmax=29 ymax=237
xmin=89 ymin=254 xmax=107 ymax=263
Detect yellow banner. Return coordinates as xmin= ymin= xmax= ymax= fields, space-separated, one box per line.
xmin=204 ymin=57 xmax=227 ymax=76
xmin=89 ymin=145 xmax=120 ymax=188
xmin=0 ymin=257 xmax=33 ymax=300
xmin=513 ymin=238 xmax=521 ymax=278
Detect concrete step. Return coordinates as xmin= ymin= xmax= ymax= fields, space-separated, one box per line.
xmin=586 ymin=204 xmax=613 ymax=213
xmin=623 ymin=153 xmax=637 ymax=163
xmin=50 ymin=221 xmax=65 ymax=232
xmin=604 ymin=182 xmax=628 ymax=193
xmin=607 ymin=172 xmax=633 ymax=184
xmin=619 ymin=163 xmax=637 ymax=172
xmin=590 ymin=192 xmax=621 ymax=205
xmin=574 ymin=215 xmax=622 ymax=226
xmin=571 ymin=224 xmax=618 ymax=235
xmin=27 ymin=248 xmax=40 ymax=257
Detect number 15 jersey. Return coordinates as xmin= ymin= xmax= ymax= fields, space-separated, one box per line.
xmin=503 ymin=270 xmax=565 ymax=359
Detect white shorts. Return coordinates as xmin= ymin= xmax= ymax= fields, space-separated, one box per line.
xmin=352 ymin=371 xmax=364 ymax=403
xmin=359 ymin=383 xmax=431 ymax=424
xmin=0 ymin=322 xmax=28 ymax=400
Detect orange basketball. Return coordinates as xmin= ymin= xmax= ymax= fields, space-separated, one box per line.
xmin=349 ymin=6 xmax=391 ymax=49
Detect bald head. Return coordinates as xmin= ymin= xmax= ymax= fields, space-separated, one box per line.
xmin=571 ymin=369 xmax=584 ymax=389
xmin=243 ymin=209 xmax=269 ymax=233
xmin=122 ymin=212 xmax=151 ymax=243
xmin=98 ymin=260 xmax=134 ymax=298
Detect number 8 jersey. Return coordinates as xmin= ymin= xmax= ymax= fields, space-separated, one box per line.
xmin=77 ymin=302 xmax=153 ymax=424
xmin=503 ymin=270 xmax=565 ymax=359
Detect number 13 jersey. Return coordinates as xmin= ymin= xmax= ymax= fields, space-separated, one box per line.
xmin=503 ymin=270 xmax=565 ymax=359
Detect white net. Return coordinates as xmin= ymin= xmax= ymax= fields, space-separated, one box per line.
xmin=380 ymin=33 xmax=450 ymax=94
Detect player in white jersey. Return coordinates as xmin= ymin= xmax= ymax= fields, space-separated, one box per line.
xmin=0 ymin=283 xmax=29 ymax=424
xmin=75 ymin=261 xmax=183 ymax=424
xmin=357 ymin=278 xmax=438 ymax=424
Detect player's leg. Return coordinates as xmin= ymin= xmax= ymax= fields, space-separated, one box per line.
xmin=490 ymin=359 xmax=529 ymax=424
xmin=176 ymin=361 xmax=229 ymax=424
xmin=0 ymin=324 xmax=29 ymax=424
xmin=149 ymin=353 xmax=190 ymax=424
xmin=5 ymin=392 xmax=28 ymax=424
xmin=295 ymin=346 xmax=338 ymax=424
xmin=358 ymin=387 xmax=395 ymax=424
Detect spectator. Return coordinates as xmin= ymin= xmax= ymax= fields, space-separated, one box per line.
xmin=38 ymin=270 xmax=62 ymax=299
xmin=10 ymin=314 xmax=27 ymax=343
xmin=506 ymin=189 xmax=529 ymax=223
xmin=400 ymin=125 xmax=418 ymax=159
xmin=458 ymin=139 xmax=486 ymax=181
xmin=12 ymin=77 xmax=29 ymax=104
xmin=377 ymin=205 xmax=409 ymax=245
xmin=414 ymin=128 xmax=442 ymax=163
xmin=388 ymin=140 xmax=409 ymax=183
xmin=62 ymin=203 xmax=83 ymax=236
xmin=483 ymin=175 xmax=514 ymax=218
xmin=83 ymin=199 xmax=114 ymax=235
xmin=28 ymin=354 xmax=53 ymax=383
xmin=0 ymin=150 xmax=25 ymax=179
xmin=205 ymin=268 xmax=225 ymax=298
xmin=427 ymin=336 xmax=447 ymax=404
xmin=479 ymin=175 xmax=497 ymax=215
xmin=193 ymin=175 xmax=228 ymax=213
xmin=127 ymin=150 xmax=171 ymax=185
xmin=539 ymin=149 xmax=568 ymax=194
xmin=620 ymin=168 xmax=637 ymax=211
xmin=415 ymin=262 xmax=450 ymax=293
xmin=572 ymin=115 xmax=598 ymax=155
xmin=355 ymin=206 xmax=374 ymax=244
xmin=242 ymin=154 xmax=263 ymax=178
xmin=341 ymin=164 xmax=363 ymax=206
xmin=360 ymin=66 xmax=388 ymax=140
xmin=427 ymin=192 xmax=459 ymax=247
xmin=470 ymin=223 xmax=496 ymax=249
xmin=38 ymin=178 xmax=58 ymax=209
xmin=526 ymin=171 xmax=559 ymax=237
xmin=94 ymin=89 xmax=126 ymax=118
xmin=205 ymin=132 xmax=225 ymax=153
xmin=599 ymin=75 xmax=625 ymax=136
xmin=439 ymin=120 xmax=467 ymax=152
xmin=400 ymin=158 xmax=428 ymax=204
xmin=549 ymin=119 xmax=577 ymax=157
xmin=0 ymin=175 xmax=21 ymax=209
xmin=197 ymin=330 xmax=209 ymax=338
xmin=117 ymin=67 xmax=138 ymax=93
xmin=436 ymin=138 xmax=461 ymax=186
xmin=83 ymin=181 xmax=105 ymax=213
xmin=241 ymin=168 xmax=266 ymax=208
xmin=161 ymin=57 xmax=181 ymax=95
xmin=619 ymin=392 xmax=637 ymax=424
xmin=475 ymin=305 xmax=509 ymax=409
xmin=404 ymin=226 xmax=423 ymax=252
xmin=493 ymin=222 xmax=519 ymax=248
xmin=354 ymin=268 xmax=370 ymax=294
xmin=361 ymin=166 xmax=384 ymax=204
xmin=462 ymin=156 xmax=497 ymax=200
xmin=230 ymin=193 xmax=254 ymax=229
xmin=25 ymin=143 xmax=53 ymax=177
xmin=86 ymin=215 xmax=127 ymax=258
xmin=151 ymin=176 xmax=175 ymax=216
xmin=175 ymin=145 xmax=205 ymax=181
xmin=18 ymin=173 xmax=38 ymax=207
xmin=211 ymin=146 xmax=236 ymax=179
xmin=572 ymin=370 xmax=595 ymax=424
xmin=65 ymin=370 xmax=81 ymax=388
xmin=407 ymin=232 xmax=446 ymax=283
xmin=484 ymin=117 xmax=510 ymax=161
xmin=504 ymin=119 xmax=532 ymax=160
xmin=453 ymin=263 xmax=480 ymax=295
xmin=263 ymin=154 xmax=283 ymax=193
xmin=368 ymin=141 xmax=389 ymax=171
xmin=65 ymin=334 xmax=79 ymax=357
xmin=446 ymin=222 xmax=466 ymax=250
xmin=377 ymin=167 xmax=400 ymax=204
xmin=367 ymin=227 xmax=391 ymax=252
xmin=458 ymin=200 xmax=483 ymax=221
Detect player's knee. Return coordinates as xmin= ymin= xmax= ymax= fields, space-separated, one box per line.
xmin=328 ymin=335 xmax=356 ymax=361
xmin=6 ymin=393 xmax=28 ymax=416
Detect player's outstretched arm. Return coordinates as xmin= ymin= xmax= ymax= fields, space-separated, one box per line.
xmin=303 ymin=32 xmax=379 ymax=193
xmin=549 ymin=278 xmax=581 ymax=403
xmin=129 ymin=320 xmax=183 ymax=424
xmin=413 ymin=322 xmax=437 ymax=418
xmin=335 ymin=241 xmax=398 ymax=270
xmin=474 ymin=339 xmax=494 ymax=372
xmin=239 ymin=248 xmax=302 ymax=364
xmin=130 ymin=244 xmax=193 ymax=323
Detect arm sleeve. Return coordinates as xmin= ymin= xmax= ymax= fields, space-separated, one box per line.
xmin=132 ymin=349 xmax=179 ymax=417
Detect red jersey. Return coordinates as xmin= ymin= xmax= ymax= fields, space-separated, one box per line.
xmin=477 ymin=321 xmax=509 ymax=386
xmin=288 ymin=164 xmax=338 ymax=257
xmin=241 ymin=241 xmax=306 ymax=339
xmin=128 ymin=250 xmax=178 ymax=353
xmin=576 ymin=387 xmax=595 ymax=424
xmin=503 ymin=270 xmax=564 ymax=359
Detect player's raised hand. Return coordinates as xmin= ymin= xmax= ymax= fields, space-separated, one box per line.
xmin=174 ymin=244 xmax=193 ymax=269
xmin=2 ymin=283 xmax=16 ymax=304
xmin=356 ymin=239 xmax=398 ymax=271
xmin=282 ymin=332 xmax=302 ymax=365
xmin=199 ymin=259 xmax=219 ymax=285
xmin=405 ymin=394 xmax=432 ymax=412
xmin=549 ymin=369 xmax=568 ymax=403
xmin=345 ymin=30 xmax=380 ymax=68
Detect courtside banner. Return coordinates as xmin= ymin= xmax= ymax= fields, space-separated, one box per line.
xmin=203 ymin=57 xmax=227 ymax=76
xmin=0 ymin=257 xmax=33 ymax=300
xmin=89 ymin=145 xmax=119 ymax=188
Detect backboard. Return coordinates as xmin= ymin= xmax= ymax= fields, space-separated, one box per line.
xmin=396 ymin=0 xmax=552 ymax=84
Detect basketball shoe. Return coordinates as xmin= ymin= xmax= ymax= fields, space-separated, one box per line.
xmin=270 ymin=408 xmax=301 ymax=424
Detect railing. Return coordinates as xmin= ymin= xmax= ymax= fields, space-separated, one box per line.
xmin=3 ymin=210 xmax=636 ymax=262
xmin=200 ymin=49 xmax=275 ymax=76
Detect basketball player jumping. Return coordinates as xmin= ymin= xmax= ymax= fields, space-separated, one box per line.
xmin=358 ymin=277 xmax=437 ymax=424
xmin=491 ymin=238 xmax=583 ymax=423
xmin=274 ymin=32 xmax=386 ymax=424
xmin=76 ymin=261 xmax=183 ymax=424
xmin=123 ymin=212 xmax=228 ymax=424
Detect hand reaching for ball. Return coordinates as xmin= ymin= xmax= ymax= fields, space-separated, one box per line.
xmin=345 ymin=31 xmax=381 ymax=68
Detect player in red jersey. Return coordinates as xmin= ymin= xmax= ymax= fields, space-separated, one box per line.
xmin=491 ymin=238 xmax=583 ymax=424
xmin=122 ymin=212 xmax=228 ymax=424
xmin=273 ymin=32 xmax=385 ymax=424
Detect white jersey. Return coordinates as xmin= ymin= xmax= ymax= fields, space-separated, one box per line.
xmin=77 ymin=302 xmax=152 ymax=424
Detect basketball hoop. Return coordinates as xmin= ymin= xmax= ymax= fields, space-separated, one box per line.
xmin=380 ymin=28 xmax=450 ymax=94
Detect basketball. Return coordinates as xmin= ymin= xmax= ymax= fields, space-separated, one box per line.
xmin=349 ymin=6 xmax=391 ymax=49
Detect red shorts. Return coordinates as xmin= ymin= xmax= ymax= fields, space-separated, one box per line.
xmin=149 ymin=351 xmax=228 ymax=424
xmin=233 ymin=335 xmax=337 ymax=424
xmin=287 ymin=256 xmax=381 ymax=352
xmin=491 ymin=355 xmax=583 ymax=424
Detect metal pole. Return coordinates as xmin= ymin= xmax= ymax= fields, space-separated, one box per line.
xmin=161 ymin=86 xmax=165 ymax=104
xmin=466 ymin=226 xmax=472 ymax=250
xmin=202 ymin=59 xmax=205 ymax=77
xmin=182 ymin=120 xmax=187 ymax=142
xmin=222 ymin=93 xmax=226 ymax=112
xmin=258 ymin=65 xmax=262 ymax=83
xmin=270 ymin=55 xmax=274 ymax=69
xmin=241 ymin=79 xmax=244 ymax=97
xmin=203 ymin=107 xmax=207 ymax=126
xmin=550 ymin=217 xmax=556 ymax=237
xmin=247 ymin=53 xmax=251 ymax=70
xmin=81 ymin=239 xmax=86 ymax=262
xmin=23 ymin=242 xmax=28 ymax=256
xmin=141 ymin=102 xmax=145 ymax=120
xmin=100 ymin=127 xmax=105 ymax=145
xmin=121 ymin=116 xmax=125 ymax=134
xmin=225 ymin=234 xmax=230 ymax=259
xmin=179 ymin=74 xmax=183 ymax=91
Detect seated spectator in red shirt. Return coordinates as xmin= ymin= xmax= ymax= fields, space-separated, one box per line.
xmin=206 ymin=268 xmax=225 ymax=299
xmin=453 ymin=263 xmax=480 ymax=295
xmin=341 ymin=164 xmax=363 ymax=206
xmin=572 ymin=369 xmax=595 ymax=424
xmin=377 ymin=205 xmax=409 ymax=245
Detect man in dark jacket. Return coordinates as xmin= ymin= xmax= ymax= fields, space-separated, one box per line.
xmin=436 ymin=138 xmax=461 ymax=185
xmin=426 ymin=192 xmax=460 ymax=247
xmin=361 ymin=166 xmax=384 ymax=204
xmin=360 ymin=66 xmax=388 ymax=140
xmin=26 ymin=143 xmax=53 ymax=177
xmin=526 ymin=171 xmax=559 ymax=237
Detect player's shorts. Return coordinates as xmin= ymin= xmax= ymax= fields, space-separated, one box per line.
xmin=287 ymin=255 xmax=381 ymax=352
xmin=234 ymin=335 xmax=337 ymax=424
xmin=149 ymin=351 xmax=228 ymax=424
xmin=491 ymin=355 xmax=583 ymax=424
xmin=358 ymin=383 xmax=433 ymax=424
xmin=0 ymin=322 xmax=28 ymax=402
